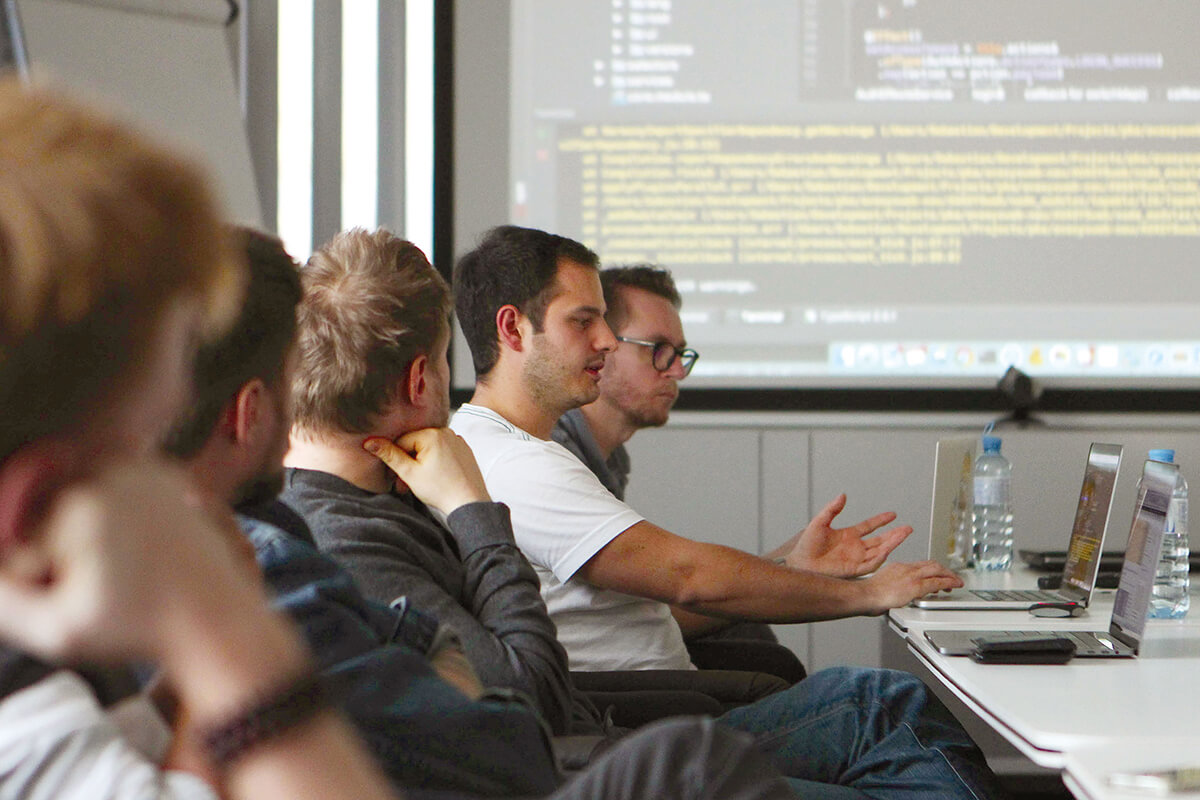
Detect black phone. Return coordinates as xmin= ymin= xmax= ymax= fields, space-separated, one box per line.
xmin=970 ymin=634 xmax=1076 ymax=664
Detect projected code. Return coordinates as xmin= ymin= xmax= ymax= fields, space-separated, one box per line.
xmin=559 ymin=122 xmax=1200 ymax=269
xmin=860 ymin=26 xmax=1165 ymax=103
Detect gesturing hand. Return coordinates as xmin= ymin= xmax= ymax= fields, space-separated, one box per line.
xmin=778 ymin=494 xmax=913 ymax=578
xmin=363 ymin=428 xmax=490 ymax=516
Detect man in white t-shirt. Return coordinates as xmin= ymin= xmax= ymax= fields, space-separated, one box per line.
xmin=450 ymin=226 xmax=964 ymax=672
xmin=448 ymin=227 xmax=1011 ymax=800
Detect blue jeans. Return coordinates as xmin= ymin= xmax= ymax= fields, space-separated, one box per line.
xmin=717 ymin=667 xmax=1005 ymax=800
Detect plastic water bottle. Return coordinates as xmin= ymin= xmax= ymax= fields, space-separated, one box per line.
xmin=973 ymin=436 xmax=1014 ymax=571
xmin=949 ymin=461 xmax=975 ymax=569
xmin=1147 ymin=449 xmax=1189 ymax=619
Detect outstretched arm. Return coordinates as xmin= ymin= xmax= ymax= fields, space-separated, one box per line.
xmin=579 ymin=518 xmax=960 ymax=624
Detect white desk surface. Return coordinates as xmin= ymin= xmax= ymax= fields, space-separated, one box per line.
xmin=1064 ymin=740 xmax=1200 ymax=800
xmin=889 ymin=569 xmax=1200 ymax=771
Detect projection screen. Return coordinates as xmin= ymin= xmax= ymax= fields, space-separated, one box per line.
xmin=449 ymin=0 xmax=1200 ymax=398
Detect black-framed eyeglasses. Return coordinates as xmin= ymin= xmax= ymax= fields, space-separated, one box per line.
xmin=616 ymin=336 xmax=699 ymax=376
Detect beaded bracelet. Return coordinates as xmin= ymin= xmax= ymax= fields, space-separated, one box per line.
xmin=200 ymin=672 xmax=330 ymax=770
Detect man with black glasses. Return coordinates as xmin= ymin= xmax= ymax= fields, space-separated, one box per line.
xmin=551 ymin=265 xmax=699 ymax=502
xmin=551 ymin=265 xmax=809 ymax=654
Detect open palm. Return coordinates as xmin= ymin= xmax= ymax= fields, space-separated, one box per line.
xmin=780 ymin=494 xmax=913 ymax=578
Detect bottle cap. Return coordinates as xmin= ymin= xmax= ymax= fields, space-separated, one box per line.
xmin=1148 ymin=449 xmax=1175 ymax=464
xmin=982 ymin=435 xmax=1002 ymax=453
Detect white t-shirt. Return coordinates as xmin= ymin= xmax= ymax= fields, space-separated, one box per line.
xmin=451 ymin=404 xmax=694 ymax=671
xmin=0 ymin=671 xmax=216 ymax=800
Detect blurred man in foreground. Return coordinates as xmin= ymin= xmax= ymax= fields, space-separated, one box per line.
xmin=0 ymin=80 xmax=397 ymax=800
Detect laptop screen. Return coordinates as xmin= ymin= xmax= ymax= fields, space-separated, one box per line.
xmin=928 ymin=436 xmax=978 ymax=567
xmin=1061 ymin=443 xmax=1123 ymax=595
xmin=1111 ymin=458 xmax=1178 ymax=645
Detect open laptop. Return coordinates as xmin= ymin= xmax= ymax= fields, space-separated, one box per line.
xmin=925 ymin=436 xmax=978 ymax=569
xmin=914 ymin=442 xmax=1123 ymax=610
xmin=924 ymin=457 xmax=1178 ymax=658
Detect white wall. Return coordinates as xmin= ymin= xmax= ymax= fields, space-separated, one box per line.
xmin=18 ymin=0 xmax=262 ymax=224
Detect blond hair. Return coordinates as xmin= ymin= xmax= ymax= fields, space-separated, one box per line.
xmin=292 ymin=227 xmax=450 ymax=437
xmin=0 ymin=79 xmax=243 ymax=459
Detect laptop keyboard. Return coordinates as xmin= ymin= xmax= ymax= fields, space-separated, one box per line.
xmin=971 ymin=589 xmax=1061 ymax=602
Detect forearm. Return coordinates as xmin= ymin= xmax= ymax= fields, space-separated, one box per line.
xmin=445 ymin=503 xmax=575 ymax=733
xmin=586 ymin=524 xmax=877 ymax=624
xmin=390 ymin=562 xmax=571 ymax=724
xmin=669 ymin=544 xmax=874 ymax=623
xmin=0 ymin=466 xmax=400 ymax=800
xmin=161 ymin=587 xmax=399 ymax=800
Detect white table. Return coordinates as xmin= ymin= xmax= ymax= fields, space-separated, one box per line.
xmin=888 ymin=571 xmax=1200 ymax=791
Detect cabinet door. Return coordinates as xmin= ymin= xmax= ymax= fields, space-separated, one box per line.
xmin=760 ymin=430 xmax=814 ymax=662
xmin=625 ymin=427 xmax=815 ymax=662
xmin=624 ymin=427 xmax=761 ymax=553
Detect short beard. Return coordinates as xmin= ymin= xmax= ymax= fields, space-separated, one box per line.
xmin=628 ymin=405 xmax=670 ymax=430
xmin=521 ymin=349 xmax=598 ymax=417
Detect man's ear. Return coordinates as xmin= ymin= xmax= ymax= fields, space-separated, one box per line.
xmin=405 ymin=354 xmax=430 ymax=408
xmin=496 ymin=305 xmax=525 ymax=353
xmin=229 ymin=379 xmax=267 ymax=446
xmin=0 ymin=441 xmax=76 ymax=551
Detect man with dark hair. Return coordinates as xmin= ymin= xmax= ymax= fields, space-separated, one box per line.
xmin=452 ymin=225 xmax=961 ymax=670
xmin=455 ymin=225 xmax=602 ymax=381
xmin=449 ymin=224 xmax=1005 ymax=800
xmin=164 ymin=227 xmax=303 ymax=515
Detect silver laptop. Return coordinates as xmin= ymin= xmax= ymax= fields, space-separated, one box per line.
xmin=926 ymin=436 xmax=978 ymax=569
xmin=925 ymin=458 xmax=1178 ymax=658
xmin=914 ymin=442 xmax=1123 ymax=610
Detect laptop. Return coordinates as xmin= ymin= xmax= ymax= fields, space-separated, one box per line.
xmin=924 ymin=458 xmax=1178 ymax=658
xmin=914 ymin=442 xmax=1123 ymax=610
xmin=926 ymin=436 xmax=978 ymax=569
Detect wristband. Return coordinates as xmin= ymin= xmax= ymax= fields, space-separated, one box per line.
xmin=200 ymin=671 xmax=330 ymax=770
